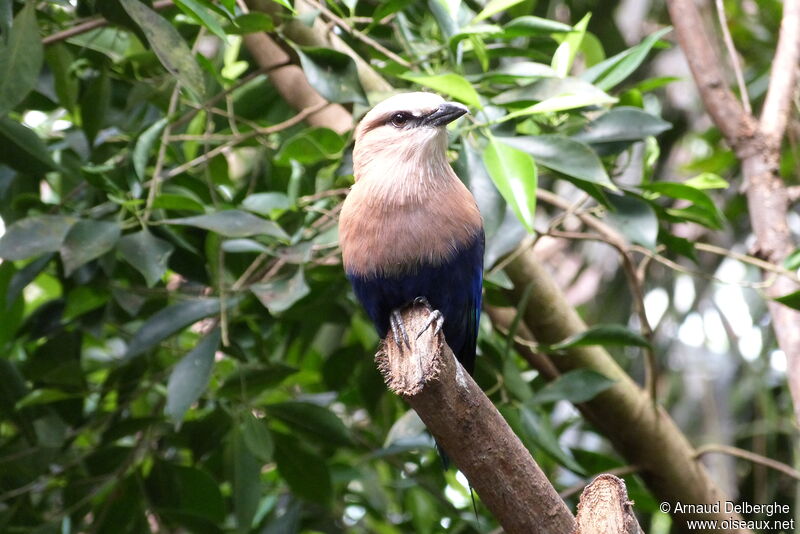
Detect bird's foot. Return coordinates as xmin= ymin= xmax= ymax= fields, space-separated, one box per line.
xmin=390 ymin=309 xmax=411 ymax=350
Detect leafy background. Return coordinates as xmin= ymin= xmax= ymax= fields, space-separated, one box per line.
xmin=0 ymin=0 xmax=797 ymax=532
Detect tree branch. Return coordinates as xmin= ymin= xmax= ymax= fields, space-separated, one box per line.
xmin=241 ymin=31 xmax=352 ymax=133
xmin=665 ymin=0 xmax=758 ymax=151
xmin=495 ymin=251 xmax=751 ymax=533
xmin=760 ymin=0 xmax=800 ymax=142
xmin=377 ymin=304 xmax=575 ymax=534
xmin=42 ymin=0 xmax=175 ymax=45
xmin=667 ymin=0 xmax=800 ymax=427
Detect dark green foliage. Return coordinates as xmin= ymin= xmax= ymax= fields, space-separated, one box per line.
xmin=0 ymin=0 xmax=794 ymax=533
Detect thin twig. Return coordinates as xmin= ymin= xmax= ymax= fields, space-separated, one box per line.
xmin=536 ymin=190 xmax=659 ymax=401
xmin=694 ymin=242 xmax=800 ymax=284
xmin=156 ymin=101 xmax=327 ymax=183
xmin=42 ymin=0 xmax=175 ymax=45
xmin=305 ymin=0 xmax=413 ymax=68
xmin=714 ymin=0 xmax=751 ymax=114
xmin=143 ymin=81 xmax=182 ymax=222
xmin=695 ymin=444 xmax=800 ymax=481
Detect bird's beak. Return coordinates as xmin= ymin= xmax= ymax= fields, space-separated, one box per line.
xmin=424 ymin=102 xmax=469 ymax=126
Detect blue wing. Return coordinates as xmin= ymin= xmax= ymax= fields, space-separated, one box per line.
xmin=347 ymin=230 xmax=484 ymax=373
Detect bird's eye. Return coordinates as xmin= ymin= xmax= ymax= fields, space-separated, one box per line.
xmin=390 ymin=112 xmax=410 ymax=128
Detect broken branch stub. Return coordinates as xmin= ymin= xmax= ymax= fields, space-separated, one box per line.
xmin=574 ymin=474 xmax=644 ymax=534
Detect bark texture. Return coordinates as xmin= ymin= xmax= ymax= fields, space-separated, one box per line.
xmin=574 ymin=475 xmax=643 ymax=534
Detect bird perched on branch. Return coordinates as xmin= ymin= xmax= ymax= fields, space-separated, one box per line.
xmin=339 ymin=92 xmax=484 ymax=375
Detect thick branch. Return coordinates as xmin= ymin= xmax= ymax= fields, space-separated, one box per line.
xmin=377 ymin=304 xmax=575 ymax=534
xmin=241 ymin=32 xmax=352 ymax=133
xmin=667 ymin=0 xmax=800 ymax=426
xmin=761 ymin=0 xmax=800 ymax=142
xmin=665 ymin=0 xmax=758 ymax=151
xmin=500 ymin=251 xmax=750 ymax=534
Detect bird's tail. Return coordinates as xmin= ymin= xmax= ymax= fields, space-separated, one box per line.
xmin=435 ymin=440 xmax=450 ymax=469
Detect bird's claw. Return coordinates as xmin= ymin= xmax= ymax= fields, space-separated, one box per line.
xmin=417 ymin=309 xmax=444 ymax=339
xmin=413 ymin=296 xmax=432 ymax=309
xmin=390 ymin=309 xmax=411 ymax=350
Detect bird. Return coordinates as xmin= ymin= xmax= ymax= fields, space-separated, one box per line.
xmin=339 ymin=92 xmax=484 ymax=376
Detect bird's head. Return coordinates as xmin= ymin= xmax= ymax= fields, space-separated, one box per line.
xmin=352 ymin=92 xmax=468 ymax=182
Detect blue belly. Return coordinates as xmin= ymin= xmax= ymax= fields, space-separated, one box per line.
xmin=347 ymin=231 xmax=484 ymax=373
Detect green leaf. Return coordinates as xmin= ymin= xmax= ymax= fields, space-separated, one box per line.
xmin=151 ymin=193 xmax=205 ymax=212
xmin=398 ymin=72 xmax=482 ymax=108
xmin=606 ymin=193 xmax=658 ymax=249
xmin=774 ymin=290 xmax=800 ymax=310
xmin=784 ymin=249 xmax=800 ymax=271
xmin=684 ymin=172 xmax=729 ymax=190
xmin=117 ymin=229 xmax=175 ymax=287
xmin=0 ymin=2 xmax=42 ymax=116
xmin=80 ymin=67 xmax=111 ymax=145
xmin=64 ymin=286 xmax=109 ymax=320
xmin=166 ymin=329 xmax=221 ymax=422
xmin=482 ymin=136 xmax=537 ymax=232
xmin=60 ymin=220 xmax=122 ymax=276
xmin=573 ymin=107 xmax=671 ymax=144
xmin=0 ymin=0 xmax=10 ymax=44
xmin=493 ymin=78 xmax=616 ymax=114
xmin=273 ymin=433 xmax=332 ymax=504
xmin=448 ymin=24 xmax=502 ymax=51
xmin=251 ymin=269 xmax=310 ymax=314
xmin=45 ymin=44 xmax=79 ymax=114
xmin=225 ymin=13 xmax=274 ymax=34
xmin=167 ymin=210 xmax=289 ymax=239
xmin=551 ymin=13 xmax=589 ymax=77
xmin=15 ymin=388 xmax=81 ymax=409
xmin=644 ymin=182 xmax=724 ymax=229
xmin=532 ymin=369 xmax=616 ymax=403
xmin=217 ymin=364 xmax=298 ymax=398
xmin=518 ymin=405 xmax=584 ymax=473
xmin=0 ymin=216 xmax=77 ymax=261
xmin=406 ymin=487 xmax=438 ymax=533
xmin=66 ymin=27 xmax=133 ymax=62
xmin=242 ymin=192 xmax=292 ymax=218
xmin=497 ymin=135 xmax=614 ymax=188
xmin=119 ymin=0 xmax=205 ymax=98
xmin=503 ymin=16 xmax=573 ymax=36
xmin=582 ymin=27 xmax=672 ymax=91
xmin=473 ymin=0 xmax=526 ymax=23
xmin=6 ymin=254 xmax=52 ymax=307
xmin=502 ymin=356 xmax=533 ymax=402
xmin=242 ymin=412 xmax=274 ymax=462
xmin=0 ymin=118 xmax=59 ymax=175
xmin=294 ymin=46 xmax=366 ymax=104
xmin=275 ymin=128 xmax=346 ymax=166
xmin=125 ymin=298 xmax=226 ymax=358
xmin=548 ymin=324 xmax=651 ymax=351
xmin=383 ymin=409 xmax=427 ymax=448
xmin=266 ymin=401 xmax=351 ymax=446
xmin=133 ymin=118 xmax=168 ymax=181
xmin=173 ymin=0 xmax=228 ymax=40
xmin=221 ymin=238 xmax=269 ymax=254
xmin=231 ymin=428 xmax=261 ymax=531
xmin=146 ymin=462 xmax=226 ymax=523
